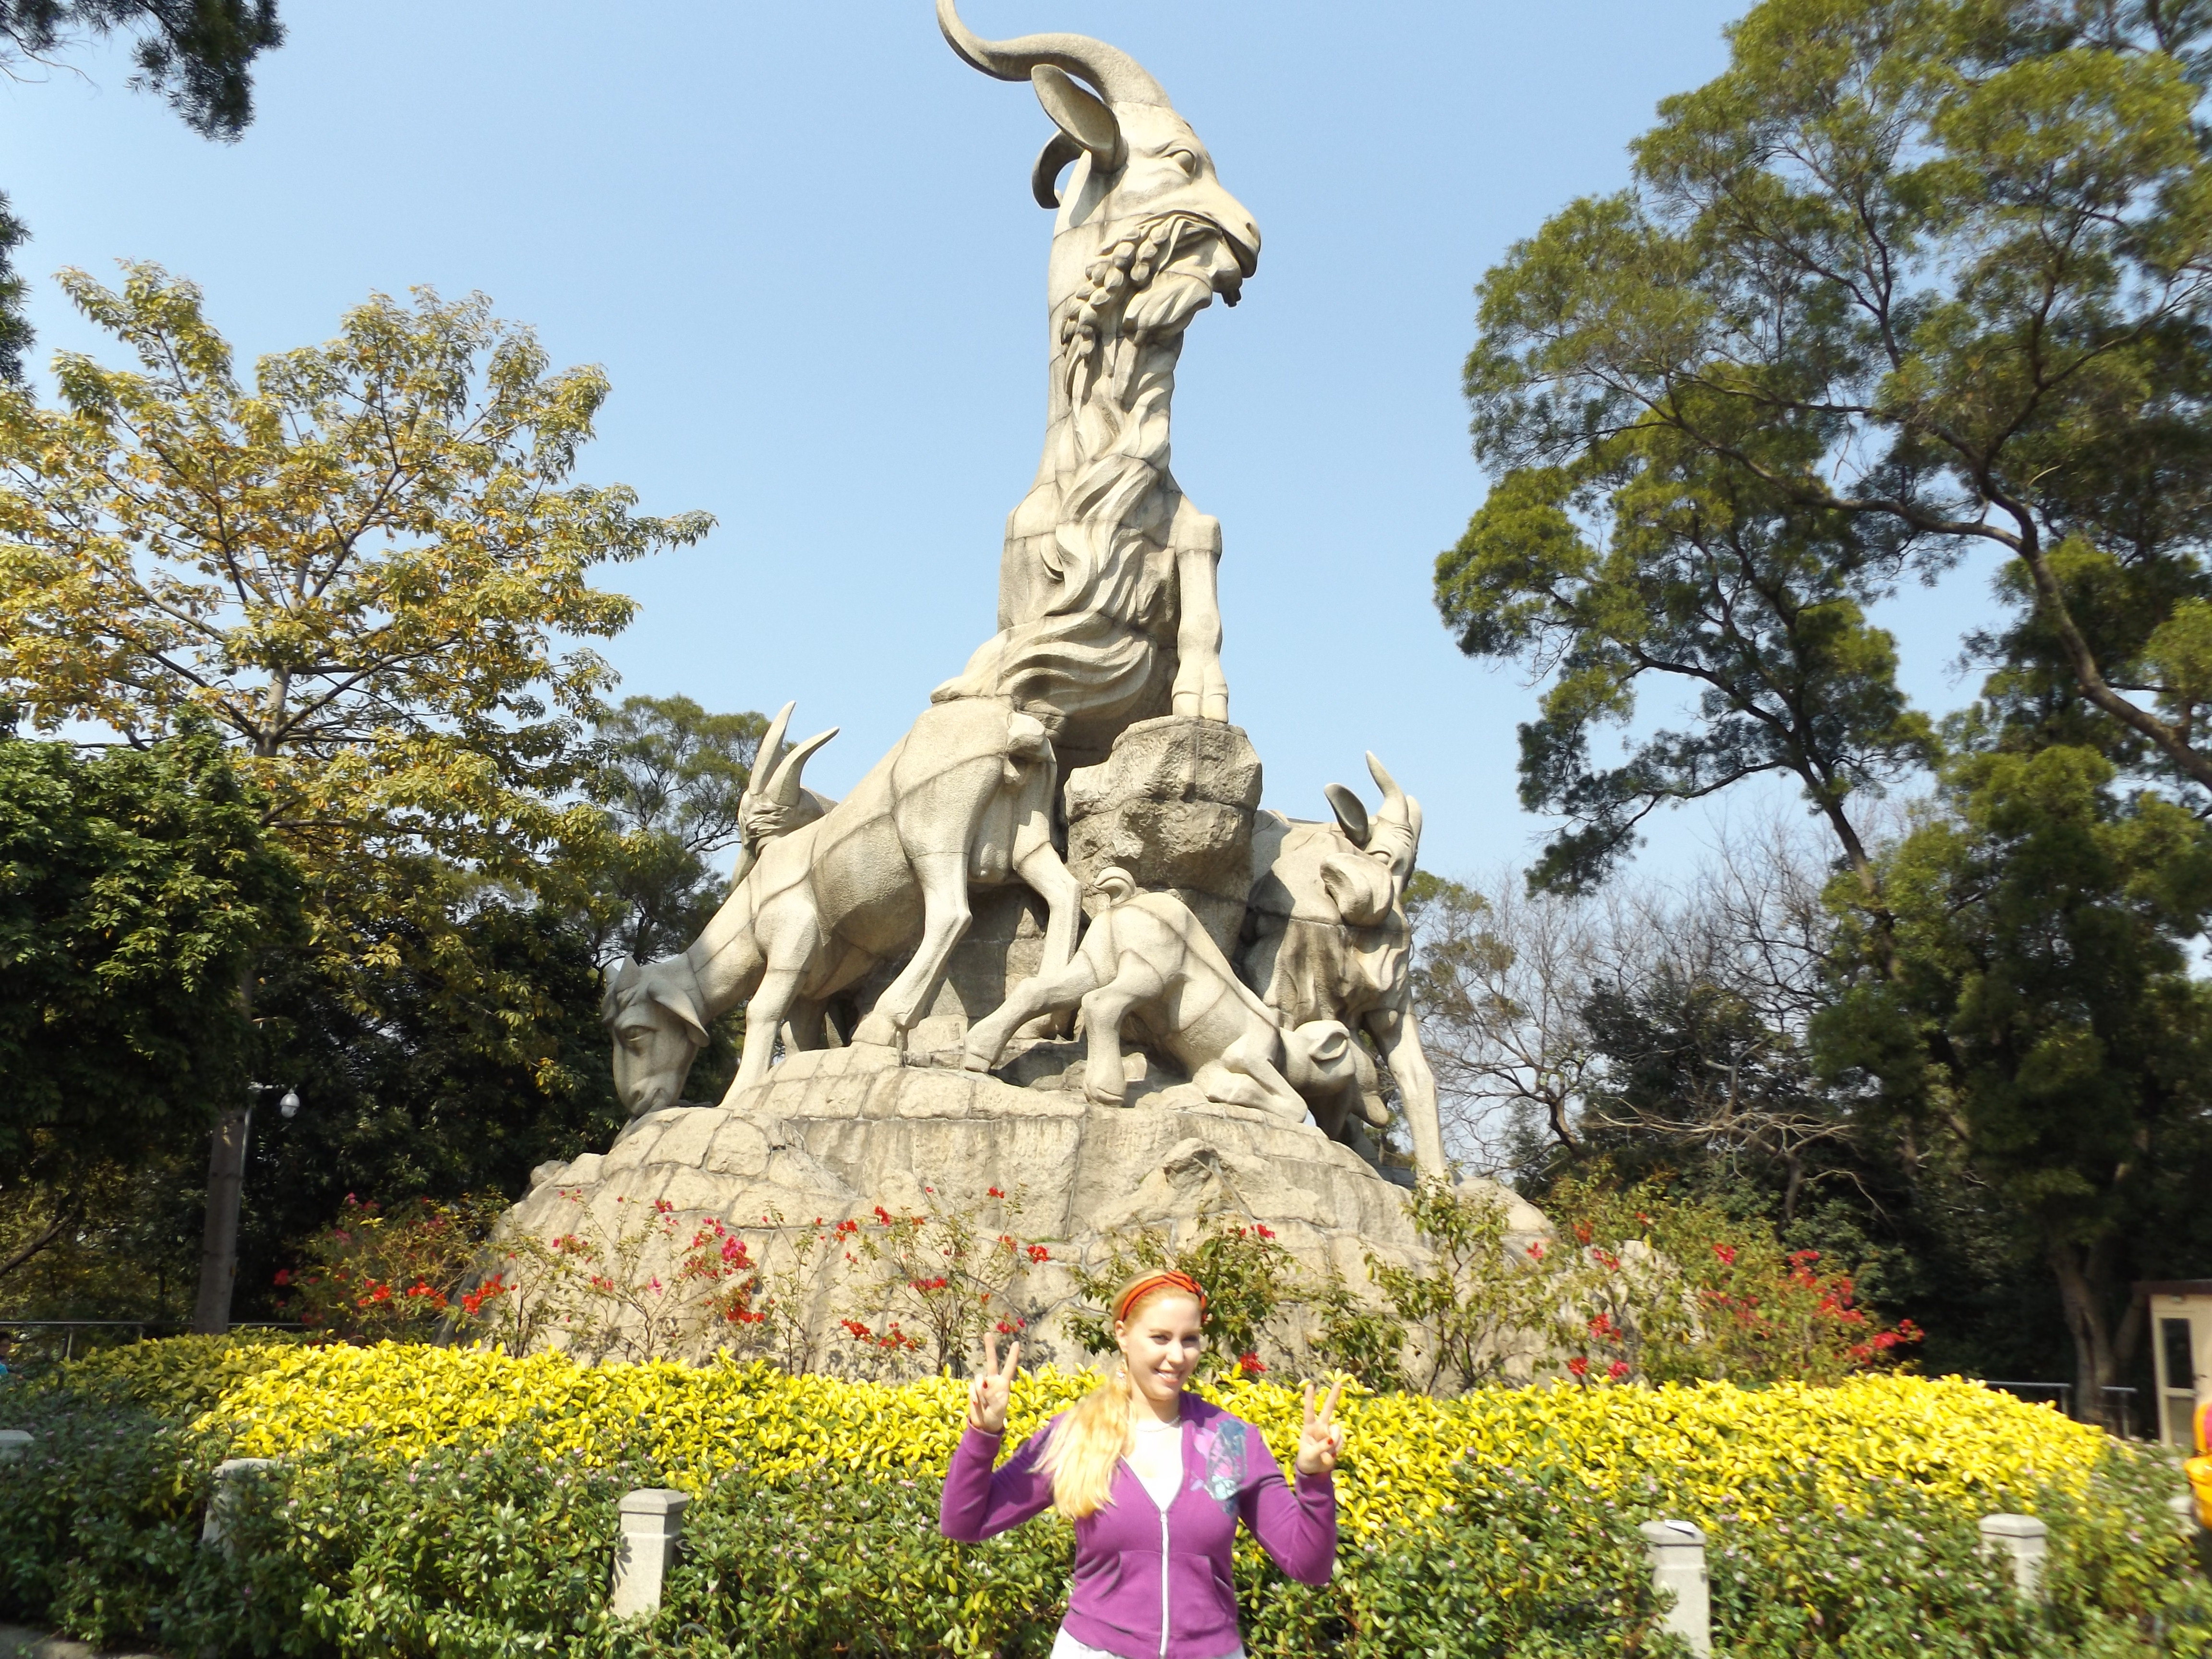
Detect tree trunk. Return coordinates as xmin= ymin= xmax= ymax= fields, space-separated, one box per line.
xmin=190 ymin=1102 xmax=252 ymax=1334
xmin=2049 ymin=1238 xmax=2118 ymax=1427
xmin=191 ymin=963 xmax=261 ymax=1334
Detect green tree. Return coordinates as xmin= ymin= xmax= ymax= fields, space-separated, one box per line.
xmin=589 ymin=694 xmax=766 ymax=962
xmin=0 ymin=725 xmax=294 ymax=1281
xmin=1443 ymin=0 xmax=2212 ymax=1413
xmin=0 ymin=1 xmax=285 ymax=379
xmin=1817 ymin=744 xmax=2212 ymax=1412
xmin=0 ymin=264 xmax=708 ymax=1325
xmin=0 ymin=263 xmax=710 ymax=999
xmin=1441 ymin=0 xmax=2212 ymax=894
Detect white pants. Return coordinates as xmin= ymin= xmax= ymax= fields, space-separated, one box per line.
xmin=1050 ymin=1627 xmax=1245 ymax=1659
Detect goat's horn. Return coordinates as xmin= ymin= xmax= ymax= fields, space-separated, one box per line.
xmin=1031 ymin=129 xmax=1084 ymax=208
xmin=749 ymin=701 xmax=797 ymax=800
xmin=767 ymin=728 xmax=838 ymax=806
xmin=937 ymin=0 xmax=1169 ymax=107
xmin=1366 ymin=752 xmax=1411 ymax=828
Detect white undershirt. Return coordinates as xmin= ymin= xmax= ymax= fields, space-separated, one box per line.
xmin=1126 ymin=1413 xmax=1183 ymax=1510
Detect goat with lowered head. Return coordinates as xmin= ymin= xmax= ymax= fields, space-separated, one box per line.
xmin=1239 ymin=755 xmax=1446 ymax=1180
xmin=601 ymin=696 xmax=1082 ymax=1118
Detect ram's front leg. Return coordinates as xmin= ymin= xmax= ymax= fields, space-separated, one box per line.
xmin=1168 ymin=505 xmax=1228 ymax=721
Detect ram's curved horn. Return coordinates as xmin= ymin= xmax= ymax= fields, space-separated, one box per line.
xmin=765 ymin=728 xmax=838 ymax=806
xmin=1031 ymin=128 xmax=1084 ymax=207
xmin=748 ymin=701 xmax=797 ymax=799
xmin=937 ymin=0 xmax=1169 ymax=107
xmin=1366 ymin=753 xmax=1411 ymax=829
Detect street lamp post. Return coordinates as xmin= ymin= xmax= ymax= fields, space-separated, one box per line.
xmin=189 ymin=1083 xmax=299 ymax=1335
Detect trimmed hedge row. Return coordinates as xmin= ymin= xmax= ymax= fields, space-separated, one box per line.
xmin=0 ymin=1337 xmax=2205 ymax=1657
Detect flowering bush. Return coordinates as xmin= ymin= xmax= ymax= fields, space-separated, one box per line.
xmin=2 ymin=1338 xmax=2205 ymax=1656
xmin=277 ymin=1193 xmax=506 ymax=1341
xmin=1541 ymin=1172 xmax=1921 ymax=1386
xmin=1068 ymin=1214 xmax=1304 ymax=1366
xmin=834 ymin=1185 xmax=1046 ymax=1376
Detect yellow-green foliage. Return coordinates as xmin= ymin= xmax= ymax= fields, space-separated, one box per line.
xmin=185 ymin=1342 xmax=2108 ymax=1538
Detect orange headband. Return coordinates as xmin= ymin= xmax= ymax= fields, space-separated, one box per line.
xmin=1114 ymin=1269 xmax=1207 ymax=1323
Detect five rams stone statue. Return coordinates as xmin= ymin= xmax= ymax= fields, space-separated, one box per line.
xmin=597 ymin=1 xmax=1452 ymax=1186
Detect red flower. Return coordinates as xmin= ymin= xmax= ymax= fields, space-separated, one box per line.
xmin=1026 ymin=1244 xmax=1051 ymax=1263
xmin=1254 ymin=1224 xmax=1276 ymax=1240
xmin=1566 ymin=1355 xmax=1590 ymax=1379
xmin=1238 ymin=1353 xmax=1268 ymax=1376
xmin=1712 ymin=1243 xmax=1737 ymax=1266
xmin=1525 ymin=1240 xmax=1546 ymax=1261
xmin=272 ymin=1268 xmax=292 ymax=1286
xmin=1607 ymin=1361 xmax=1632 ymax=1381
xmin=1573 ymin=1222 xmax=1592 ymax=1245
xmin=987 ymin=1187 xmax=1005 ymax=1199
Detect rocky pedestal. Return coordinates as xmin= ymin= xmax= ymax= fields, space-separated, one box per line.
xmin=508 ymin=1044 xmax=1547 ymax=1366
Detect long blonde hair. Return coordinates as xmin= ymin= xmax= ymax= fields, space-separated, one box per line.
xmin=1040 ymin=1273 xmax=1205 ymax=1518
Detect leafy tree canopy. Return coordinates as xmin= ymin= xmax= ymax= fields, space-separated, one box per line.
xmin=0 ymin=725 xmax=294 ymax=1215
xmin=589 ymin=694 xmax=766 ymax=962
xmin=0 ymin=264 xmax=713 ymax=1014
xmin=1441 ymin=0 xmax=2212 ymax=894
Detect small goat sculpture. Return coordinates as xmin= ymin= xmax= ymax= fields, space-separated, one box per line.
xmin=963 ymin=867 xmax=1360 ymax=1123
xmin=1241 ymin=755 xmax=1446 ymax=1179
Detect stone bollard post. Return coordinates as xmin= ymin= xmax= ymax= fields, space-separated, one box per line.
xmin=0 ymin=1429 xmax=31 ymax=1462
xmin=201 ymin=1457 xmax=280 ymax=1549
xmin=611 ymin=1488 xmax=690 ymax=1618
xmin=1979 ymin=1513 xmax=2048 ymax=1599
xmin=1638 ymin=1518 xmax=1711 ymax=1656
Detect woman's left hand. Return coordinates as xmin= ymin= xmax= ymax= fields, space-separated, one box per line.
xmin=1295 ymin=1377 xmax=1346 ymax=1477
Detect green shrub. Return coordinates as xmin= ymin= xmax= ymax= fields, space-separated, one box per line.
xmin=0 ymin=1339 xmax=2207 ymax=1657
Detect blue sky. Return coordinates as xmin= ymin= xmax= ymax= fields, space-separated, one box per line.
xmin=2 ymin=1 xmax=2004 ymax=886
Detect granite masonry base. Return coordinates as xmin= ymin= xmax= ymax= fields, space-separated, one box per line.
xmin=503 ymin=1044 xmax=1548 ymax=1367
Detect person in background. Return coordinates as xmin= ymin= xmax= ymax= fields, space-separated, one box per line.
xmin=939 ymin=1269 xmax=1344 ymax=1659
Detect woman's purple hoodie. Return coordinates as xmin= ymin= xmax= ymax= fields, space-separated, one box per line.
xmin=938 ymin=1394 xmax=1335 ymax=1659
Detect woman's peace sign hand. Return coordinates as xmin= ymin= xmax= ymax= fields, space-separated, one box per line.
xmin=968 ymin=1330 xmax=1022 ymax=1434
xmin=1295 ymin=1377 xmax=1347 ymax=1477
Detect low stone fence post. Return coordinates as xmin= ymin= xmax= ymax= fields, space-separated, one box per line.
xmin=612 ymin=1488 xmax=690 ymax=1618
xmin=0 ymin=1429 xmax=31 ymax=1462
xmin=1978 ymin=1513 xmax=2048 ymax=1599
xmin=1638 ymin=1518 xmax=1711 ymax=1656
xmin=202 ymin=1457 xmax=280 ymax=1549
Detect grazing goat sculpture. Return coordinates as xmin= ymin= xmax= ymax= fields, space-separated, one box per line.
xmin=932 ymin=0 xmax=1262 ymax=768
xmin=602 ymin=697 xmax=1082 ymax=1117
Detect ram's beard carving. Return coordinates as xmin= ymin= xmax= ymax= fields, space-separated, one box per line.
xmin=936 ymin=213 xmax=1238 ymax=757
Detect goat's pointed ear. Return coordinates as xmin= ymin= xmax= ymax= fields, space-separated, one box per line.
xmin=1033 ymin=64 xmax=1123 ymax=172
xmin=1323 ymin=783 xmax=1370 ymax=847
xmin=650 ymin=980 xmax=710 ymax=1046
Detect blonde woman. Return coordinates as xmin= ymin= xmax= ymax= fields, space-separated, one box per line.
xmin=939 ymin=1269 xmax=1344 ymax=1659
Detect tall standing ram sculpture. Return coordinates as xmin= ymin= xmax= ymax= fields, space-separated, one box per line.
xmin=600 ymin=4 xmax=1453 ymax=1185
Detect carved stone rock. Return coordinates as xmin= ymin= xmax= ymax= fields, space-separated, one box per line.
xmin=1066 ymin=715 xmax=1262 ymax=959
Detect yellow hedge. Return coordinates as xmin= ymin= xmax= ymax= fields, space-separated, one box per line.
xmin=191 ymin=1344 xmax=2109 ymax=1539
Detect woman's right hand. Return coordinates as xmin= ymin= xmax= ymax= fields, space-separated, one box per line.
xmin=968 ymin=1330 xmax=1022 ymax=1433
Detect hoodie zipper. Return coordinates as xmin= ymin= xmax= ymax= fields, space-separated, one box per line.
xmin=1158 ymin=1496 xmax=1171 ymax=1659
